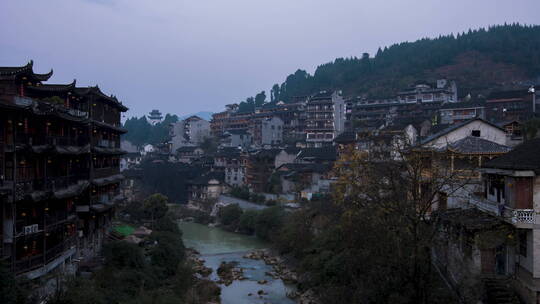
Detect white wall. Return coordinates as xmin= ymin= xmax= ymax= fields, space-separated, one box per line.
xmin=424 ymin=120 xmax=507 ymax=149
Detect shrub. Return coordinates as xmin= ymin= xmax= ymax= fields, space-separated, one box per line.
xmin=238 ymin=210 xmax=258 ymax=234
xmin=103 ymin=242 xmax=145 ymax=270
xmin=254 ymin=206 xmax=286 ymax=241
xmin=218 ymin=204 xmax=243 ymax=226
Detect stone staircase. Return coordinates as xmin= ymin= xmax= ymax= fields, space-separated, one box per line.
xmin=483 ymin=277 xmax=521 ymax=304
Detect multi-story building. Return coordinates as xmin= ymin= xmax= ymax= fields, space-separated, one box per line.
xmin=213 ymin=147 xmax=247 ymax=187
xmin=439 ymin=100 xmax=486 ymax=125
xmin=485 ymin=88 xmax=539 ymax=123
xmin=305 ymin=91 xmax=346 ymax=147
xmin=249 ymin=116 xmax=283 ymax=147
xmin=245 ymin=149 xmax=282 ymax=193
xmin=256 ymin=100 xmax=307 ymax=143
xmin=437 ymin=138 xmax=540 ymax=304
xmin=169 ymin=115 xmax=210 ymax=152
xmin=397 ymin=79 xmax=457 ymax=104
xmin=210 ymin=111 xmax=229 ymax=137
xmin=0 ymin=61 xmax=127 ymax=278
xmin=220 ymin=129 xmax=251 ymax=149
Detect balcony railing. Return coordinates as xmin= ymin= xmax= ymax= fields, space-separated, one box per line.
xmin=469 ymin=195 xmax=535 ymax=225
xmin=14 ymin=237 xmax=76 ymax=274
xmin=68 ymin=108 xmax=89 ymax=118
xmin=509 ymin=209 xmax=535 ymax=224
xmin=14 ymin=254 xmax=44 ymax=274
xmin=93 ymin=167 xmax=120 ymax=179
xmin=15 ymin=175 xmax=88 ymax=194
xmin=96 ymin=139 xmax=120 ymax=149
xmin=14 ymin=96 xmax=34 ymax=107
xmin=15 ymin=135 xmax=88 ymax=147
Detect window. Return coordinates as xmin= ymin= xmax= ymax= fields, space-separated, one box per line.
xmin=471 ymin=130 xmax=481 ymax=137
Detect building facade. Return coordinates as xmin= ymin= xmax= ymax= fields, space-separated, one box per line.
xmin=169 ymin=115 xmax=210 ymax=152
xmin=249 ymin=116 xmax=283 ymax=147
xmin=305 ymin=91 xmax=346 ymax=147
xmin=0 ymin=61 xmax=127 ymax=279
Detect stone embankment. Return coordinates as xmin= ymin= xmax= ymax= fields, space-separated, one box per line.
xmin=186 ymin=248 xmax=213 ymax=277
xmin=217 ymin=261 xmax=246 ymax=285
xmin=243 ymin=249 xmax=320 ymax=304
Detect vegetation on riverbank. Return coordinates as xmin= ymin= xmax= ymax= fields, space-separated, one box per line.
xmin=229 ymin=186 xmax=266 ymax=204
xmin=216 ymin=151 xmax=464 ymax=303
xmin=217 ymin=205 xmax=286 ymax=241
xmin=50 ymin=194 xmax=220 ymax=304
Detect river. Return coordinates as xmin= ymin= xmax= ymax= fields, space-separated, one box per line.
xmin=179 ymin=221 xmax=296 ymax=304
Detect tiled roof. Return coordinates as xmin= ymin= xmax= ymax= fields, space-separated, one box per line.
xmin=0 ymin=60 xmax=53 ymax=81
xmin=283 ymin=146 xmax=302 ymax=155
xmin=483 ymin=138 xmax=540 ymax=173
xmin=440 ymin=208 xmax=509 ymax=231
xmin=487 ymin=89 xmax=529 ymax=100
xmin=310 ymin=90 xmax=334 ymax=100
xmin=215 ymin=147 xmax=241 ymax=157
xmin=190 ymin=171 xmax=225 ymax=185
xmin=277 ymin=163 xmax=332 ymax=175
xmin=252 ymin=148 xmax=282 ymax=159
xmin=27 ymin=80 xmax=77 ymax=92
xmin=297 ymin=146 xmax=337 ymax=161
xmin=333 ymin=131 xmax=356 ymax=144
xmin=442 ymin=136 xmax=511 ymax=154
xmin=177 ymin=146 xmax=200 ymax=153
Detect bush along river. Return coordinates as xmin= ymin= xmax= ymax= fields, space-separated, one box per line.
xmin=179 ymin=221 xmax=298 ymax=304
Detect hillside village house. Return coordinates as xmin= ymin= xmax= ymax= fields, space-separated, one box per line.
xmin=169 ymin=115 xmax=210 ymax=152
xmin=305 ymin=91 xmax=346 ymax=147
xmin=435 ymin=138 xmax=540 ymax=304
xmin=213 ymin=147 xmax=246 ymax=187
xmin=249 ymin=116 xmax=283 ymax=147
xmin=419 ymin=118 xmax=511 ymax=210
xmin=439 ymin=100 xmax=486 ymax=125
xmin=176 ymin=146 xmax=204 ymax=164
xmin=187 ymin=172 xmax=227 ymax=206
xmin=220 ymin=129 xmax=251 ymax=149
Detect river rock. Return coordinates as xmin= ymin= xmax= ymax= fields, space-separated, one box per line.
xmin=257 ymin=279 xmax=268 ymax=284
xmin=298 ymin=289 xmax=319 ymax=304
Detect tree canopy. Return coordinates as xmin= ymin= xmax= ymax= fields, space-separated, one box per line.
xmin=235 ymin=24 xmax=540 ymax=107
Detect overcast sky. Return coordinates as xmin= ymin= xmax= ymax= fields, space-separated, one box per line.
xmin=1 ymin=0 xmax=539 ymax=118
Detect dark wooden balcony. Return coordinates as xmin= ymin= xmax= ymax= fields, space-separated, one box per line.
xmin=15 ymin=135 xmax=89 ymax=147
xmin=15 ymin=174 xmax=89 ymax=196
xmin=93 ymin=167 xmax=120 ymax=179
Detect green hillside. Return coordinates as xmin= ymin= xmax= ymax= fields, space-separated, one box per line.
xmin=254 ymin=23 xmax=540 ymax=106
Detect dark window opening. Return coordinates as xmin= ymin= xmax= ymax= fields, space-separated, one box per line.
xmin=519 ymin=231 xmax=527 ymax=257
xmin=471 ymin=130 xmax=481 ymax=137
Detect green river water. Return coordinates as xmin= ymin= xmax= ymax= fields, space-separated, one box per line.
xmin=178 ymin=222 xmax=296 ymax=304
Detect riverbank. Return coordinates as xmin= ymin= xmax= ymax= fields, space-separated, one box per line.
xmin=179 ymin=221 xmax=298 ymax=304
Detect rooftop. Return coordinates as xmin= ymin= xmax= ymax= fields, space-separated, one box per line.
xmin=483 ymin=138 xmax=540 ymax=173
xmin=442 ymin=136 xmax=511 ymax=154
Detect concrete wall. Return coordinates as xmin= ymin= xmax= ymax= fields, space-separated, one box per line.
xmin=332 ymin=92 xmax=346 ymax=136
xmin=261 ymin=117 xmax=283 ymax=146
xmin=274 ymin=150 xmax=297 ymax=168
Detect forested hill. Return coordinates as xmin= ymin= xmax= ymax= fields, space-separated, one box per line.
xmin=123 ymin=114 xmax=178 ymax=146
xmin=241 ymin=24 xmax=540 ymax=109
